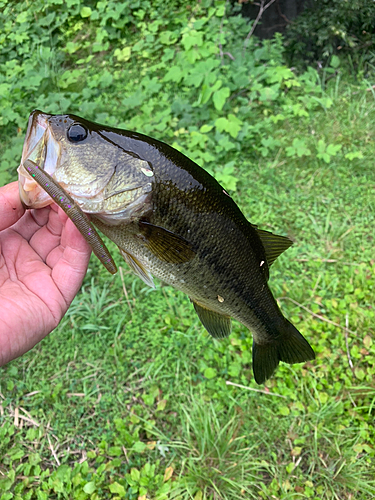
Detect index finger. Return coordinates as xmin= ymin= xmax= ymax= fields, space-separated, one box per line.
xmin=0 ymin=182 xmax=25 ymax=231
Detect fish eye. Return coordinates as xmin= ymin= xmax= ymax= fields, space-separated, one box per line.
xmin=67 ymin=123 xmax=88 ymax=143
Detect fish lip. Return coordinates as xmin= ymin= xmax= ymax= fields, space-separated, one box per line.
xmin=18 ymin=111 xmax=61 ymax=208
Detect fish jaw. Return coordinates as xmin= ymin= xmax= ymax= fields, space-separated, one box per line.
xmin=18 ymin=111 xmax=61 ymax=208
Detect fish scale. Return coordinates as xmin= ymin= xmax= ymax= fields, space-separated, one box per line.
xmin=18 ymin=110 xmax=315 ymax=384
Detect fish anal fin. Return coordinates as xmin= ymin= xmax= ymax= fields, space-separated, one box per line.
xmin=252 ymin=320 xmax=315 ymax=384
xmin=119 ymin=248 xmax=155 ymax=289
xmin=255 ymin=228 xmax=293 ymax=267
xmin=192 ymin=301 xmax=232 ymax=339
xmin=138 ymin=221 xmax=196 ymax=264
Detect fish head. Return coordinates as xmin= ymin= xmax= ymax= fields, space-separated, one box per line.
xmin=18 ymin=110 xmax=154 ymax=222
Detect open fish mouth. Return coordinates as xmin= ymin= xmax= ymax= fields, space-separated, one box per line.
xmin=18 ymin=111 xmax=61 ymax=208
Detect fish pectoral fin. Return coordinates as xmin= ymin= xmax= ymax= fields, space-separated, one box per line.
xmin=254 ymin=227 xmax=293 ymax=267
xmin=138 ymin=221 xmax=196 ymax=264
xmin=119 ymin=248 xmax=155 ymax=289
xmin=192 ymin=301 xmax=232 ymax=339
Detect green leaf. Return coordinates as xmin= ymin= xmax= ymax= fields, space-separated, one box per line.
xmin=318 ymin=392 xmax=329 ymax=404
xmin=185 ymin=72 xmax=204 ymax=88
xmin=213 ymin=86 xmax=230 ymax=111
xmin=267 ymin=66 xmax=294 ymax=83
xmin=159 ymin=31 xmax=178 ymax=45
xmin=259 ymin=85 xmax=279 ymax=101
xmin=326 ymin=143 xmax=342 ymax=156
xmin=227 ymin=114 xmax=242 ymax=138
xmin=355 ymin=368 xmax=365 ymax=380
xmin=316 ymin=140 xmax=341 ymax=163
xmin=291 ymin=103 xmax=309 ymax=117
xmin=109 ymin=482 xmax=126 ymax=497
xmin=215 ymin=117 xmax=229 ymax=134
xmin=16 ymin=11 xmax=28 ymax=23
xmin=200 ymin=124 xmax=214 ymax=133
xmin=214 ymin=115 xmax=242 ymax=139
xmin=8 ymin=448 xmax=24 ymax=460
xmin=215 ymin=161 xmax=239 ymax=191
xmin=279 ymin=406 xmax=290 ymax=416
xmin=158 ymin=482 xmax=171 ymax=495
xmin=228 ymin=362 xmax=241 ymax=377
xmin=330 ymin=55 xmax=341 ymax=68
xmin=56 ymin=465 xmax=71 ymax=482
xmin=345 ymin=151 xmax=363 ymax=160
xmin=215 ymin=4 xmax=226 ymax=17
xmin=316 ymin=139 xmax=326 ymax=154
xmin=132 ymin=441 xmax=147 ymax=453
xmin=80 ymin=6 xmax=92 ymax=17
xmin=163 ymin=65 xmax=183 ymax=83
xmin=108 ymin=446 xmax=122 ymax=456
xmin=83 ymin=481 xmax=96 ymax=494
xmin=286 ymin=138 xmax=311 ymax=157
xmin=130 ymin=468 xmax=140 ymax=482
xmin=204 ymin=367 xmax=217 ymax=379
xmin=181 ymin=30 xmax=203 ymax=50
xmin=65 ymin=41 xmax=79 ymax=54
xmin=156 ymin=399 xmax=167 ymax=411
xmin=286 ymin=462 xmax=295 ymax=474
xmin=199 ymin=79 xmax=221 ymax=104
xmin=139 ymin=486 xmax=148 ymax=496
xmin=114 ymin=47 xmax=131 ymax=62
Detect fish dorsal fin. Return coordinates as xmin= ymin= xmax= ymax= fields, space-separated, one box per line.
xmin=192 ymin=301 xmax=232 ymax=339
xmin=139 ymin=221 xmax=196 ymax=264
xmin=119 ymin=248 xmax=155 ymax=289
xmin=254 ymin=227 xmax=293 ymax=267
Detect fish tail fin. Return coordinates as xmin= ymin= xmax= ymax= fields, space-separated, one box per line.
xmin=252 ymin=320 xmax=315 ymax=385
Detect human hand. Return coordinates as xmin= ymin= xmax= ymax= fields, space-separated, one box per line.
xmin=0 ymin=181 xmax=91 ymax=366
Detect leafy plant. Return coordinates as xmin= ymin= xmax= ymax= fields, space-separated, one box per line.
xmin=284 ymin=0 xmax=375 ymax=74
xmin=316 ymin=139 xmax=342 ymax=164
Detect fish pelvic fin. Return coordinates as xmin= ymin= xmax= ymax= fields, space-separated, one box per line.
xmin=119 ymin=248 xmax=155 ymax=289
xmin=252 ymin=320 xmax=315 ymax=385
xmin=192 ymin=301 xmax=232 ymax=339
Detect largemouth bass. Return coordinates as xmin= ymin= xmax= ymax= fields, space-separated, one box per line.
xmin=18 ymin=110 xmax=315 ymax=384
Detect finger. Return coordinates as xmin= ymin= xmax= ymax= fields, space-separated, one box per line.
xmin=0 ymin=182 xmax=25 ymax=231
xmin=28 ymin=209 xmax=64 ymax=261
xmin=46 ymin=207 xmax=92 ymax=268
xmin=28 ymin=204 xmax=91 ymax=263
xmin=55 ymin=204 xmax=68 ymax=222
xmin=12 ymin=206 xmax=52 ymax=242
xmin=49 ymin=217 xmax=91 ymax=305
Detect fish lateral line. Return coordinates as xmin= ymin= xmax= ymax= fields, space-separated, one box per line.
xmin=22 ymin=159 xmax=117 ymax=275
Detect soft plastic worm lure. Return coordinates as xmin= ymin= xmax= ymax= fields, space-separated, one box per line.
xmin=23 ymin=159 xmax=117 ymax=275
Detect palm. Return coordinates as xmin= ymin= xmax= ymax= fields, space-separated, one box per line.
xmin=0 ymin=183 xmax=91 ymax=366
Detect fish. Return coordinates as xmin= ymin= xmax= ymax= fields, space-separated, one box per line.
xmin=18 ymin=110 xmax=315 ymax=384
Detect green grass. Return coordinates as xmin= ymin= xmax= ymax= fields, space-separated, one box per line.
xmin=1 ymin=1 xmax=375 ymax=498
